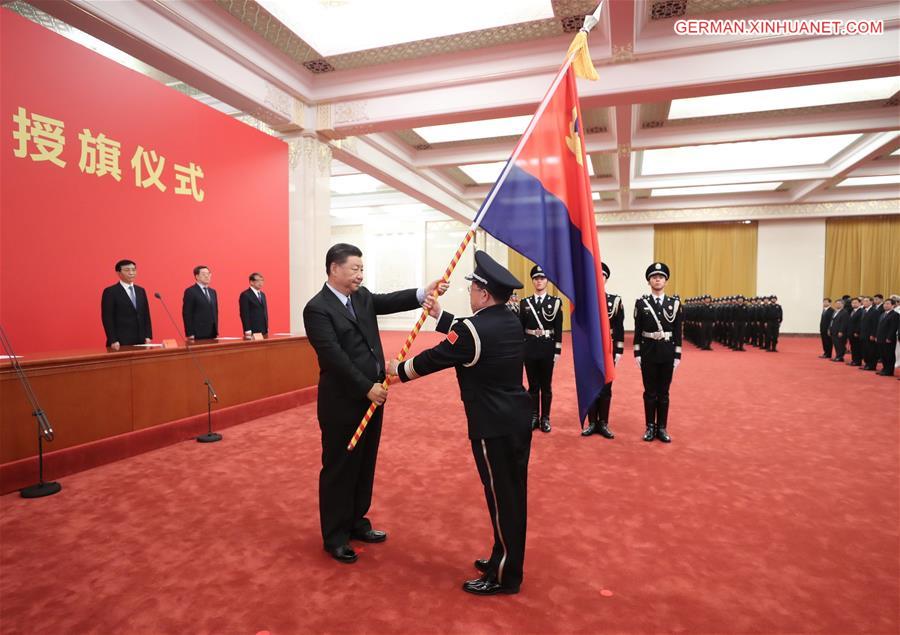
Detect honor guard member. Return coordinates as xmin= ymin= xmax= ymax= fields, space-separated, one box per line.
xmin=388 ymin=251 xmax=533 ymax=596
xmin=583 ymin=262 xmax=624 ymax=439
xmin=634 ymin=262 xmax=683 ymax=443
xmin=520 ymin=265 xmax=563 ymax=433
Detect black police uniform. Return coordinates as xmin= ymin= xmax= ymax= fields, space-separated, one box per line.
xmin=634 ymin=262 xmax=683 ymax=443
xmin=395 ymin=251 xmax=532 ymax=595
xmin=584 ymin=262 xmax=624 ymax=439
xmin=520 ymin=265 xmax=563 ymax=433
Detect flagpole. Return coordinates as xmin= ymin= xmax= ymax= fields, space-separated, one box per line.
xmin=347 ymin=2 xmax=605 ymax=451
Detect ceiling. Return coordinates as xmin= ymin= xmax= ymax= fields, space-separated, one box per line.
xmin=9 ymin=0 xmax=900 ymax=225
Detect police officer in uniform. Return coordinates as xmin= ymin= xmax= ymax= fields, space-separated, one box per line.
xmin=388 ymin=251 xmax=532 ymax=596
xmin=520 ymin=265 xmax=563 ymax=433
xmin=583 ymin=262 xmax=623 ymax=439
xmin=634 ymin=262 xmax=683 ymax=443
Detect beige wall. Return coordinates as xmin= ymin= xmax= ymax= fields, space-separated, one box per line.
xmin=757 ymin=218 xmax=826 ymax=334
xmin=597 ymin=225 xmax=655 ymax=332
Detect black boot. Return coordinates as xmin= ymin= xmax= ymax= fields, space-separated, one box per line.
xmin=540 ymin=416 xmax=551 ymax=433
xmin=642 ymin=396 xmax=656 ymax=442
xmin=581 ymin=406 xmax=596 ymax=436
xmin=595 ymin=396 xmax=614 ymax=439
xmin=656 ymin=397 xmax=671 ymax=443
xmin=530 ymin=413 xmax=539 ymax=430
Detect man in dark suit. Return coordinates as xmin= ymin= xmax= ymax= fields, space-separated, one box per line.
xmin=847 ymin=297 xmax=864 ymax=366
xmin=182 ymin=265 xmax=218 ymax=340
xmin=302 ymin=243 xmax=446 ymax=564
xmin=101 ymin=259 xmax=152 ymax=350
xmin=239 ymin=272 xmax=268 ymax=338
xmin=819 ymin=298 xmax=834 ymax=359
xmin=876 ymin=298 xmax=898 ymax=376
xmin=829 ymin=298 xmax=849 ymax=362
xmin=860 ymin=296 xmax=879 ymax=371
xmin=389 ymin=251 xmax=532 ymax=595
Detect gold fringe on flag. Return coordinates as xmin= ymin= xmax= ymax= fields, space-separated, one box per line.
xmin=566 ymin=30 xmax=599 ymax=81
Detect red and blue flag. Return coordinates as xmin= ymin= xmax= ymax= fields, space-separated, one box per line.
xmin=476 ymin=64 xmax=614 ymax=423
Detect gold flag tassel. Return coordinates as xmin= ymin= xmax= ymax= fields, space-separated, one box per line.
xmin=566 ymin=30 xmax=599 ymax=81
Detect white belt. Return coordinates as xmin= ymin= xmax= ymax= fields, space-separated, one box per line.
xmin=526 ymin=328 xmax=554 ymax=338
xmin=641 ymin=331 xmax=672 ymax=341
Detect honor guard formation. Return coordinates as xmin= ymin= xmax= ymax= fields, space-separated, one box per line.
xmin=684 ymin=295 xmax=783 ymax=352
xmin=819 ymin=294 xmax=898 ymax=377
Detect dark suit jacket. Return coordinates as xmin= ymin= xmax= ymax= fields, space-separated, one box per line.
xmin=239 ymin=288 xmax=268 ymax=334
xmin=876 ymin=309 xmax=899 ymax=344
xmin=302 ymin=284 xmax=420 ymax=429
xmin=849 ymin=307 xmax=863 ymax=338
xmin=101 ymin=283 xmax=152 ymax=347
xmin=829 ymin=308 xmax=849 ymax=339
xmin=182 ymin=284 xmax=218 ymax=339
xmin=861 ymin=305 xmax=880 ymax=340
xmin=820 ymin=307 xmax=835 ymax=335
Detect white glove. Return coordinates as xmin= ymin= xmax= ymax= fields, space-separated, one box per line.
xmin=635 ymin=357 xmax=641 ymax=369
xmin=614 ymin=353 xmax=622 ymax=365
xmin=673 ymin=358 xmax=681 ymax=371
xmin=553 ymin=354 xmax=560 ymax=363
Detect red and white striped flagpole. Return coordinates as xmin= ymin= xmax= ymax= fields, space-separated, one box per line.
xmin=347 ymin=2 xmax=605 ymax=451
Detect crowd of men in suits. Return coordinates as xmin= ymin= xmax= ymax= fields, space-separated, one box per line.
xmin=100 ymin=260 xmax=270 ymax=350
xmin=683 ymin=295 xmax=782 ymax=352
xmin=819 ymin=294 xmax=899 ymax=377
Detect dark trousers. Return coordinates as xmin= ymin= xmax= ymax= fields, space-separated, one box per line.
xmin=821 ymin=332 xmax=833 ymax=357
xmin=864 ymin=338 xmax=878 ymax=369
xmin=702 ymin=323 xmax=713 ymax=348
xmin=832 ymin=336 xmax=847 ymax=360
xmin=849 ymin=336 xmax=863 ymax=364
xmin=880 ymin=343 xmax=896 ymax=375
xmin=766 ymin=323 xmax=779 ymax=350
xmin=319 ymin=406 xmax=383 ymax=550
xmin=471 ymin=430 xmax=531 ymax=590
xmin=524 ymin=356 xmax=554 ymax=419
xmin=641 ymin=360 xmax=674 ymax=428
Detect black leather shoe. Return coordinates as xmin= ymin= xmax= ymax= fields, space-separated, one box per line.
xmin=351 ymin=529 xmax=387 ymax=543
xmin=642 ymin=426 xmax=655 ymax=442
xmin=581 ymin=422 xmax=596 ymax=436
xmin=326 ymin=545 xmax=358 ymax=563
xmin=540 ymin=417 xmax=551 ymax=433
xmin=656 ymin=427 xmax=671 ymax=443
xmin=598 ymin=424 xmax=615 ymax=439
xmin=818 ymin=354 xmax=830 ymax=359
xmin=474 ymin=559 xmax=490 ymax=573
xmin=462 ymin=577 xmax=519 ymax=595
xmin=530 ymin=414 xmax=539 ymax=430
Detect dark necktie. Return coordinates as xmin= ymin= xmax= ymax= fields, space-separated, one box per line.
xmin=203 ymin=287 xmax=211 ymax=303
xmin=656 ymin=297 xmax=662 ymax=309
xmin=345 ymin=297 xmax=356 ymax=319
xmin=127 ymin=285 xmax=137 ymax=309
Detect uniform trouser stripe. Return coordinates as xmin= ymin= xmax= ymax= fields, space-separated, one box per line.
xmin=481 ymin=439 xmax=508 ymax=585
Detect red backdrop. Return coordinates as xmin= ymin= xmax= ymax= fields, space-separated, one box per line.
xmin=0 ymin=11 xmax=289 ymax=355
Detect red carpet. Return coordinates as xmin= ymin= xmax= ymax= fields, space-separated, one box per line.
xmin=1 ymin=334 xmax=898 ymax=635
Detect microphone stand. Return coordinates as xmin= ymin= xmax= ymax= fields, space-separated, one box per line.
xmin=0 ymin=325 xmax=62 ymax=498
xmin=154 ymin=293 xmax=222 ymax=443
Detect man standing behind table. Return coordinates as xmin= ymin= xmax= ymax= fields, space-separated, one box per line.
xmin=101 ymin=259 xmax=152 ymax=350
xmin=302 ymin=243 xmax=447 ymax=565
xmin=182 ymin=265 xmax=218 ymax=341
xmin=239 ymin=272 xmax=268 ymax=339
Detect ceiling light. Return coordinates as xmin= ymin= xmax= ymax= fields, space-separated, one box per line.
xmin=415 ymin=116 xmax=533 ymax=144
xmin=835 ymin=175 xmax=900 ymax=187
xmin=330 ymin=174 xmax=387 ymax=195
xmin=460 ymin=157 xmax=595 ymax=184
xmin=641 ymin=135 xmax=860 ymax=175
xmin=669 ymin=77 xmax=900 ymax=119
xmin=257 ymin=0 xmax=554 ymax=57
xmin=650 ymin=182 xmax=781 ymax=197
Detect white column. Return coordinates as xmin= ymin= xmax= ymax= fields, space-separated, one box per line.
xmin=596 ymin=225 xmax=655 ymax=332
xmin=757 ymin=219 xmax=826 ymax=334
xmin=288 ymin=135 xmax=332 ymax=334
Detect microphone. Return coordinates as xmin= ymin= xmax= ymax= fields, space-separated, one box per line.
xmin=154 ymin=292 xmax=218 ymax=402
